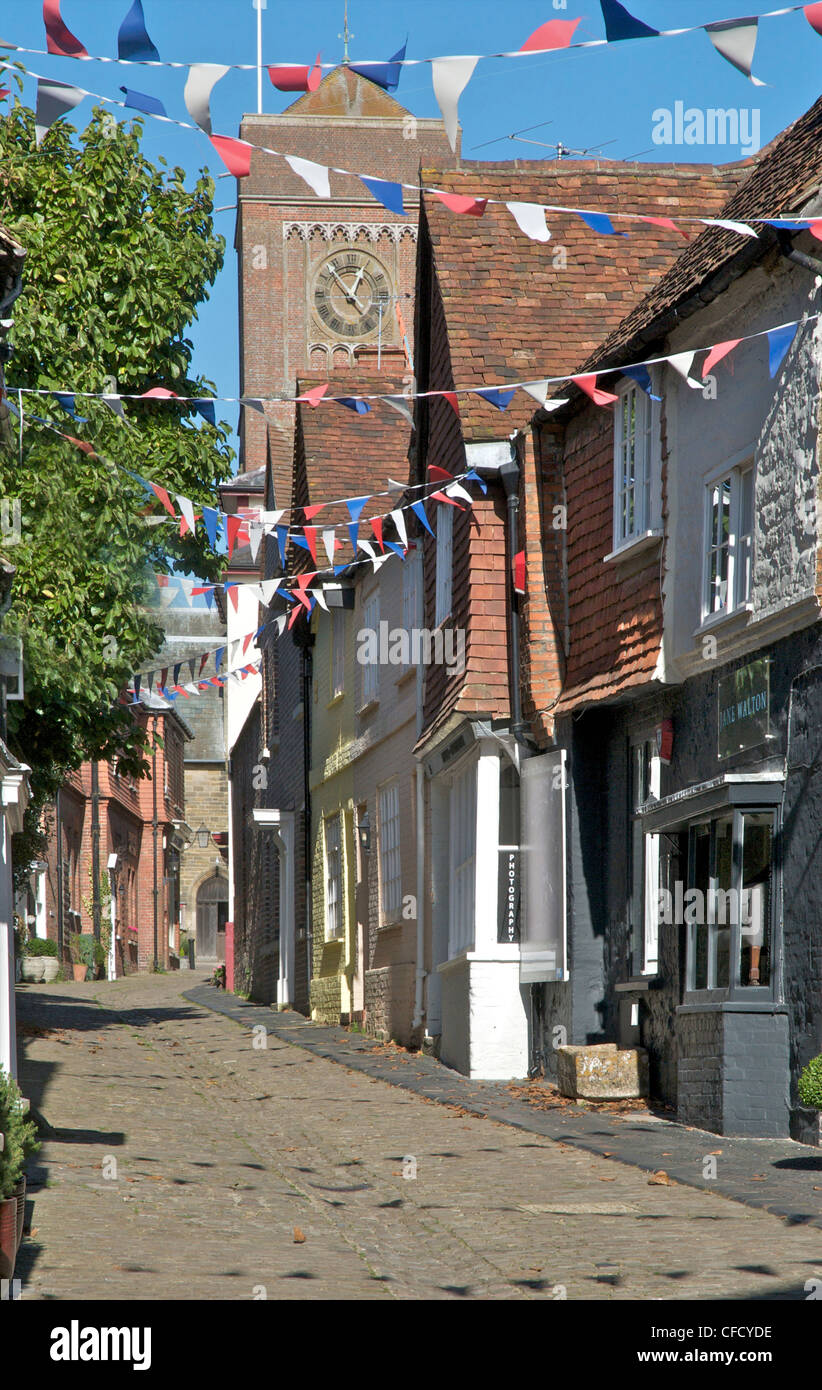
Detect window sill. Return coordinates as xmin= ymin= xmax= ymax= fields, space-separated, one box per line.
xmin=603 ymin=530 xmax=663 ymax=565
xmin=378 ymin=916 xmax=403 ymax=931
xmin=694 ymin=602 xmax=752 ymax=638
xmin=614 ymin=976 xmax=659 ymax=993
xmin=327 ymin=692 xmax=344 ymax=710
xmin=396 ymin=667 xmax=416 ymax=688
xmin=357 ymin=697 xmax=379 ymax=717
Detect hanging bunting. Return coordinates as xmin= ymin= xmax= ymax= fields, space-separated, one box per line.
xmin=177 ymin=495 xmax=196 ymax=536
xmin=296 ymin=383 xmax=329 ymax=407
xmin=349 ymin=39 xmax=407 ymax=91
xmin=622 ymin=366 xmax=661 ymax=399
xmin=445 ymin=481 xmax=474 ymax=506
xmin=226 ymin=514 xmax=243 ymax=558
xmin=667 ymin=351 xmax=704 ymax=389
xmin=642 ymin=215 xmax=689 ymax=239
xmin=35 ymin=78 xmax=85 ymax=144
xmin=768 ymin=322 xmax=798 ymax=377
xmin=705 ymin=18 xmax=765 ymax=84
xmin=384 ymin=395 xmax=414 ymax=424
xmin=53 ymin=393 xmax=87 ymax=421
xmin=345 ymin=495 xmax=369 ymax=551
xmin=43 ymin=0 xmax=89 ymax=58
xmin=276 ymin=524 xmax=289 ymax=567
xmin=431 ymin=55 xmax=479 ymax=152
xmin=520 ymin=18 xmax=582 ymax=51
xmin=322 ymin=528 xmax=337 ymax=565
xmin=184 ymin=64 xmax=230 ymax=136
xmin=443 ymin=392 xmax=460 ymax=417
xmin=120 ymin=87 xmax=167 ymax=117
xmin=118 ymin=0 xmax=160 ymax=61
xmin=389 ymin=509 xmax=408 ymax=547
xmin=806 ymin=2 xmax=822 ymax=35
xmin=192 ymin=398 xmax=216 ymax=426
xmin=576 ymin=210 xmax=620 ymax=236
xmin=432 ymin=190 xmax=487 ymax=217
xmin=411 ymin=501 xmax=435 ymax=536
xmin=285 ymin=154 xmax=331 ymax=198
xmin=202 ymin=506 xmax=221 ymax=549
xmin=475 ymin=386 xmax=516 ymax=410
xmin=464 ymin=469 xmax=487 ymax=494
xmin=370 ymin=516 xmax=385 ymax=552
xmin=149 ymin=482 xmax=176 ymax=517
xmin=599 ymin=0 xmax=660 ymax=41
xmin=303 ymin=526 xmax=318 ymax=563
xmin=335 ymin=396 xmax=371 ymax=414
xmin=430 ymin=489 xmax=465 ymax=509
xmin=360 ymin=176 xmax=405 ymax=216
xmin=209 ymin=134 xmax=253 ymax=178
xmin=705 ymin=218 xmax=759 ymax=238
xmin=701 ymin=340 xmax=741 ymax=376
xmin=575 ymin=374 xmax=619 ymax=406
xmin=506 ymin=201 xmax=551 ymax=243
xmin=268 ymin=54 xmax=322 ymax=92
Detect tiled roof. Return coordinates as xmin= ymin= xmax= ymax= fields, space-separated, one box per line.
xmin=420 ymin=159 xmax=747 ymax=438
xmin=291 ymin=372 xmax=412 ymax=561
xmin=567 ymin=94 xmax=822 ymax=389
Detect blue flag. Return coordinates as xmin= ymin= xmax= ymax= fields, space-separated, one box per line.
xmin=202 ymin=507 xmax=221 ymax=550
xmin=476 ymin=387 xmax=516 ymax=411
xmin=768 ymin=323 xmax=797 ymax=378
xmin=118 ymin=0 xmax=160 ymax=61
xmin=119 ymin=87 xmax=167 ymax=118
xmin=349 ymin=39 xmax=407 ymax=91
xmin=623 ymin=366 xmax=661 ymax=400
xmin=600 ymin=0 xmax=659 ymax=41
xmin=360 ymin=176 xmax=405 ymax=216
xmin=411 ymin=501 xmax=435 ymax=536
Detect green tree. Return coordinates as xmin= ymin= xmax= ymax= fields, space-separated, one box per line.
xmin=0 ymin=92 xmax=234 ymax=879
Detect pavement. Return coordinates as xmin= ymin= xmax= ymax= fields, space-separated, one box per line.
xmin=10 ymin=969 xmax=822 ymax=1301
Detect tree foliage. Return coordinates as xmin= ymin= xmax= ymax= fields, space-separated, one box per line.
xmin=0 ymin=92 xmax=233 ymax=875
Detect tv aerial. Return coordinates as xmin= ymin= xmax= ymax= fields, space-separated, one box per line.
xmin=471 ymin=122 xmax=617 ymax=160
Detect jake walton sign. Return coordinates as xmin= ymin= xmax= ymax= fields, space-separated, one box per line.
xmin=718 ymin=658 xmax=770 ymax=760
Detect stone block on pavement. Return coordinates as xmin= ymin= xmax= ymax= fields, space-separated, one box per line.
xmin=557 ymin=1043 xmax=649 ymax=1100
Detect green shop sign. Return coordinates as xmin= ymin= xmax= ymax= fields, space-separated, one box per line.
xmin=718 ymin=658 xmax=770 ymax=760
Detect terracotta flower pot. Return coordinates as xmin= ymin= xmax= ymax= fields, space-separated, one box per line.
xmin=0 ymin=1197 xmax=17 ymax=1281
xmin=13 ymin=1177 xmax=25 ymax=1252
xmin=72 ymin=963 xmax=87 ymax=982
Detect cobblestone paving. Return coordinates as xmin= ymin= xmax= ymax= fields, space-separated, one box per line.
xmin=13 ymin=972 xmax=822 ymax=1301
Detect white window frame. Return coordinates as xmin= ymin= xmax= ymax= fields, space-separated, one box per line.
xmin=377 ymin=782 xmax=402 ymax=924
xmin=360 ymin=589 xmax=379 ymax=706
xmin=401 ymin=543 xmax=421 ymax=670
xmin=435 ymin=503 xmax=453 ymax=627
xmin=331 ymin=607 xmax=345 ymax=699
xmin=612 ymin=378 xmax=660 ymax=550
xmin=324 ymin=814 xmax=343 ymax=939
xmin=701 ymin=456 xmax=754 ymax=622
xmin=448 ymin=757 xmax=477 ymax=959
xmin=630 ymin=735 xmax=661 ymax=976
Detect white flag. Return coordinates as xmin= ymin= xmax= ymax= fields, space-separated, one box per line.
xmin=705 ymin=19 xmax=765 ymax=85
xmin=285 ymin=154 xmax=331 ymax=198
xmin=183 ymin=63 xmax=230 ymax=135
xmin=431 ymin=56 xmax=479 ymax=152
xmin=322 ymin=528 xmax=337 ymax=565
xmin=667 ymin=351 xmax=703 ymax=389
xmin=506 ymin=201 xmax=552 ymax=243
xmin=390 ymin=508 xmax=408 ymax=548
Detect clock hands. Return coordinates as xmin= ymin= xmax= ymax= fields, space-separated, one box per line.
xmin=329 ymin=263 xmax=366 ymax=312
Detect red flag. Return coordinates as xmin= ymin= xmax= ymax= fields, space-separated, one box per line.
xmin=268 ymin=54 xmax=322 ymax=91
xmin=805 ymin=3 xmax=822 ymax=38
xmin=641 ymin=215 xmax=690 ymax=240
xmin=809 ymin=220 xmax=822 ymax=242
xmin=702 ymin=340 xmax=741 ymax=377
xmin=575 ymin=374 xmax=619 ymax=407
xmin=296 ymin=383 xmax=328 ymax=408
xmin=63 ymin=433 xmax=96 ymax=456
xmin=303 ymin=503 xmax=325 ymax=520
xmin=226 ymin=514 xmax=243 ymax=559
xmin=43 ymin=0 xmax=89 ymax=57
xmin=427 ymin=464 xmax=454 ymax=482
xmin=432 ymin=191 xmax=487 ymax=217
xmin=303 ymin=526 xmax=318 ymax=563
xmin=150 ymin=483 xmax=177 ymax=518
xmin=141 ymin=386 xmax=178 ymax=400
xmin=442 ymin=392 xmax=460 ymax=417
xmin=242 ymin=632 xmax=254 ymax=654
xmin=199 ymin=653 xmax=209 ymax=675
xmin=370 ymin=516 xmax=384 ymax=552
xmin=430 ymin=489 xmax=465 ymax=509
xmin=520 ymin=18 xmax=581 ymax=51
xmin=227 ymin=585 xmax=239 ymax=613
xmin=209 ymin=134 xmax=253 ymax=179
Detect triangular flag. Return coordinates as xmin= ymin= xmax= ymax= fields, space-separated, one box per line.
xmin=357 ymin=538 xmax=377 ymax=561
xmin=276 ymin=525 xmax=289 ymax=567
xmin=141 ymin=386 xmax=178 ymax=400
xmin=475 ymin=387 xmax=516 ymax=411
xmin=133 ymin=674 xmax=141 ymax=701
xmin=118 ymin=0 xmax=159 ymax=60
xmin=428 ymin=465 xmax=454 ymax=483
xmin=465 ymin=469 xmax=487 ymax=494
xmin=285 ymin=155 xmax=331 ymax=198
xmin=432 ymin=190 xmax=487 ymax=217
xmin=335 ymin=397 xmax=371 ymax=414
xmin=384 ymin=395 xmax=414 ymax=424
xmin=226 ymin=514 xmax=243 ymax=559
xmin=259 ymin=578 xmax=283 ymax=603
xmin=268 ymin=54 xmax=322 ymax=92
xmin=642 ymin=215 xmax=689 ymax=239
xmin=704 ymin=219 xmax=759 ymax=238
xmin=120 ymin=87 xmax=167 ymax=118
xmin=705 ymin=19 xmax=765 ymax=85
xmin=389 ymin=508 xmax=407 ymax=548
xmin=345 ymin=496 xmax=369 ymax=553
xmin=303 ymin=503 xmax=325 ymax=521
xmin=702 ymin=340 xmax=741 ymax=377
xmin=312 ymin=586 xmax=329 ymax=612
xmin=35 ymin=78 xmax=85 ymax=145
xmin=296 ymin=383 xmax=329 ymax=407
xmin=387 ymin=477 xmax=407 ymax=496
xmin=445 ymin=481 xmax=474 ymax=506
xmin=303 ymin=526 xmax=318 ymax=563
xmin=431 ymin=56 xmax=478 ymax=152
xmin=430 ymin=489 xmax=465 ymax=509
xmin=183 ymin=64 xmax=230 ymax=135
xmin=371 ymin=517 xmax=385 ymax=552
xmin=214 ymin=648 xmax=225 ymax=674
xmin=443 ymin=392 xmax=460 ymax=417
xmin=385 ymin=541 xmax=405 ymax=559
xmin=53 ymin=393 xmax=87 ymax=421
xmin=202 ymin=506 xmax=221 ymax=549
xmin=360 ymin=176 xmax=405 ymax=216
xmin=320 ymin=528 xmax=336 ymax=565
xmin=520 ymin=18 xmax=582 ymax=51
xmin=173 ymin=663 xmax=182 ymax=686
xmin=150 ymin=482 xmax=176 ymax=518
xmin=349 ymin=39 xmax=407 ymax=90
xmin=623 ymin=366 xmax=661 ymax=400
xmin=576 ymin=210 xmax=620 ymax=236
xmin=275 ymin=613 xmax=288 ymax=636
xmin=805 ymin=3 xmax=822 ymax=37
xmin=411 ymin=501 xmax=435 ymax=536
xmin=177 ymin=496 xmax=196 ymax=536
xmin=188 ymin=659 xmax=196 ymax=681
xmin=44 ymin=0 xmax=88 ymax=57
xmin=667 ymin=352 xmax=703 ymax=390
xmin=506 ymin=201 xmax=551 ymax=243
xmin=199 ymin=653 xmax=210 ymax=676
xmin=261 ymin=508 xmax=286 ymax=529
xmin=160 ymin=667 xmax=169 ymax=689
xmin=225 ymin=584 xmax=239 ymax=613
xmin=768 ymin=323 xmax=798 ymax=377
xmin=600 ymin=0 xmax=659 ymax=41
xmin=575 ymin=374 xmax=619 ymax=406
xmin=209 ymin=135 xmax=252 ymax=178
xmin=247 ymin=523 xmax=263 ymax=562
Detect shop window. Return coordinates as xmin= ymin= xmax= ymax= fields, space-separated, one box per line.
xmin=686 ymin=809 xmax=774 ymax=995
xmin=448 ymin=759 xmax=476 ymax=958
xmin=702 ymin=463 xmax=753 ymax=619
xmin=629 ymin=736 xmax=661 ymax=975
xmin=613 ymin=379 xmax=659 ymax=548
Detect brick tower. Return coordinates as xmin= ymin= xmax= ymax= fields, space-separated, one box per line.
xmin=236 ymin=66 xmax=458 ymax=508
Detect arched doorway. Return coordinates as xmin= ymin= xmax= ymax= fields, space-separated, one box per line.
xmin=196 ymin=874 xmax=228 ymax=964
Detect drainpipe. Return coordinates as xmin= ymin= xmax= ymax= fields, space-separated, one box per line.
xmin=152 ymin=715 xmax=159 ymax=971
xmin=775 ymin=229 xmax=822 ymax=278
xmin=90 ymin=760 xmax=101 ymax=943
xmin=298 ymin=633 xmax=314 ymax=1007
xmin=498 ymin=451 xmax=546 ymax=1077
xmin=413 ymin=548 xmax=426 ymax=1032
xmin=56 ymin=788 xmax=64 ymax=960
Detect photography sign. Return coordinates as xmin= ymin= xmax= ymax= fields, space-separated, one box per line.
xmin=718 ymin=658 xmax=770 ymax=760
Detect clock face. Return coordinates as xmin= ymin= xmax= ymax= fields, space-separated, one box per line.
xmin=312 ymin=249 xmax=392 ymax=340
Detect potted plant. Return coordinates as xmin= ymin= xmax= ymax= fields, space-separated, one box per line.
xmin=21 ymin=936 xmax=59 ymax=984
xmin=68 ymin=934 xmax=88 ymax=982
xmin=798 ymin=1055 xmax=822 ymax=1143
xmin=0 ymin=1067 xmax=40 ymax=1280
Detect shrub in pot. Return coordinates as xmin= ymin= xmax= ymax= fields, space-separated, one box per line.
xmin=22 ymin=937 xmax=59 ymax=983
xmin=69 ymin=934 xmax=88 ymax=982
xmin=798 ymin=1056 xmax=822 ymax=1110
xmin=0 ymin=1067 xmax=40 ymax=1278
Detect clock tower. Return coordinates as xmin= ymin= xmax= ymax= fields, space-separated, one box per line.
xmin=236 ymin=66 xmax=458 ymax=509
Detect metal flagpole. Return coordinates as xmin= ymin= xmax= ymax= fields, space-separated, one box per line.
xmin=254 ymin=0 xmax=265 ymax=113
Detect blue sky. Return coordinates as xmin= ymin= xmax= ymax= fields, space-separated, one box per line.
xmin=4 ymin=1 xmax=821 ymax=467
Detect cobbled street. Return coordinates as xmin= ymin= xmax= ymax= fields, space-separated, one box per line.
xmin=12 ymin=972 xmax=822 ymax=1302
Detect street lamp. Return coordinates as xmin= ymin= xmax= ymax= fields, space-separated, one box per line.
xmin=195 ymin=823 xmax=211 ymax=849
